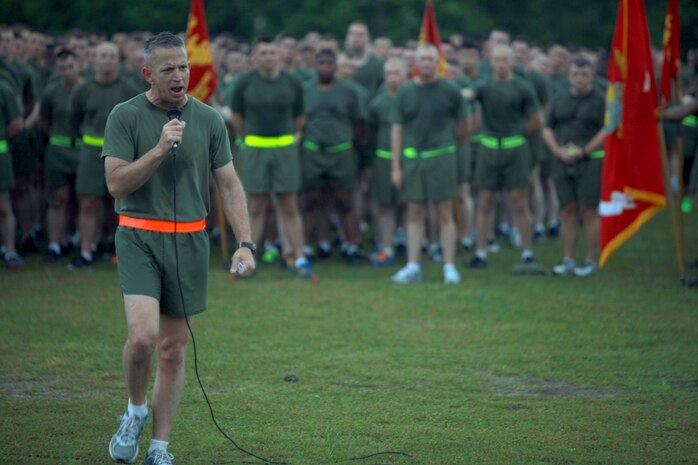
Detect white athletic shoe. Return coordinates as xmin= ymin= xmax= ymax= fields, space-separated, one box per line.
xmin=391 ymin=265 xmax=422 ymax=284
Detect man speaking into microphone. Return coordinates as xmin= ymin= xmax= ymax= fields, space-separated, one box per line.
xmin=102 ymin=32 xmax=254 ymax=465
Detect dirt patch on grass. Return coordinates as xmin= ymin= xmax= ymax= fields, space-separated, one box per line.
xmin=477 ymin=371 xmax=613 ymax=399
xmin=0 ymin=377 xmax=87 ymax=400
xmin=672 ymin=379 xmax=698 ymax=392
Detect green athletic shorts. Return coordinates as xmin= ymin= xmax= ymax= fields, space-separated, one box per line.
xmin=552 ymin=157 xmax=602 ymax=208
xmin=527 ymin=133 xmax=546 ymax=166
xmin=400 ymin=151 xmax=458 ymax=203
xmin=370 ymin=153 xmax=400 ymax=205
xmin=76 ymin=144 xmax=108 ymax=196
xmin=45 ymin=145 xmax=79 ymax=190
xmin=239 ymin=144 xmax=301 ymax=194
xmin=473 ymin=143 xmax=532 ymax=191
xmin=0 ymin=150 xmax=14 ymax=192
xmin=302 ymin=146 xmax=357 ymax=191
xmin=10 ymin=131 xmax=37 ymax=177
xmin=115 ymin=226 xmax=209 ymax=317
xmin=457 ymin=142 xmax=473 ymax=184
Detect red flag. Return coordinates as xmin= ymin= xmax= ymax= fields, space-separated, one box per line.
xmin=599 ymin=0 xmax=666 ymax=268
xmin=660 ymin=0 xmax=680 ymax=106
xmin=418 ymin=0 xmax=448 ymax=77
xmin=185 ymin=0 xmax=217 ymax=103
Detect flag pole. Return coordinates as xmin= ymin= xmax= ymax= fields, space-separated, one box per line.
xmin=656 ymin=120 xmax=686 ymax=278
xmin=672 ymin=74 xmax=686 ymax=277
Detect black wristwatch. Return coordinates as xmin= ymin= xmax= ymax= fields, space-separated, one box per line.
xmin=238 ymin=241 xmax=257 ymax=255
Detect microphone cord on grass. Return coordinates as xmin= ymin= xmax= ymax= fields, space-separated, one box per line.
xmin=169 ymin=133 xmax=411 ymax=465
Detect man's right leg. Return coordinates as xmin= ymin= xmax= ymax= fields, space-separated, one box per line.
xmin=560 ymin=202 xmax=579 ymax=261
xmin=110 ymin=294 xmax=159 ymax=463
xmin=471 ymin=189 xmax=495 ymax=267
xmin=247 ymin=194 xmax=270 ymax=246
xmin=0 ymin=192 xmax=22 ymax=267
xmin=276 ymin=192 xmax=307 ymax=261
xmin=46 ymin=186 xmax=70 ymax=259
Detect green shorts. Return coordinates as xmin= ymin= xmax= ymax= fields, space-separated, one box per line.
xmin=539 ymin=145 xmax=556 ymax=179
xmin=76 ymin=144 xmax=108 ymax=197
xmin=302 ymin=145 xmax=357 ymax=191
xmin=115 ymin=226 xmax=209 ymax=317
xmin=370 ymin=152 xmax=400 ymax=205
xmin=10 ymin=131 xmax=37 ymax=177
xmin=457 ymin=143 xmax=473 ymax=184
xmin=681 ymin=122 xmax=697 ymax=160
xmin=473 ymin=143 xmax=532 ymax=191
xmin=239 ymin=144 xmax=301 ymax=195
xmin=552 ymin=157 xmax=602 ymax=208
xmin=400 ymin=151 xmax=458 ymax=203
xmin=0 ymin=150 xmax=14 ymax=192
xmin=45 ymin=144 xmax=79 ymax=190
xmin=527 ymin=133 xmax=546 ymax=166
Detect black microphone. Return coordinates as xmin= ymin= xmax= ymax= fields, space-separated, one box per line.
xmin=167 ymin=107 xmax=182 ymax=155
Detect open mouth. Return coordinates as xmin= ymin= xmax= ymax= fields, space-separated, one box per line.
xmin=171 ymin=86 xmax=185 ymax=94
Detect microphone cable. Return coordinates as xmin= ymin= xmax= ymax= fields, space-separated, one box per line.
xmin=168 ymin=108 xmax=411 ymax=465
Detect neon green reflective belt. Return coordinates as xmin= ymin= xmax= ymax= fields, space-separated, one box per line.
xmin=303 ymin=140 xmax=352 ymax=153
xmin=49 ymin=135 xmax=75 ymax=148
xmin=376 ymin=149 xmax=392 ymax=160
xmin=480 ymin=135 xmax=526 ymax=150
xmin=0 ymin=140 xmax=7 ymax=154
xmin=683 ymin=115 xmax=698 ymax=128
xmin=82 ymin=134 xmax=104 ymax=147
xmin=589 ymin=150 xmax=604 ymax=159
xmin=470 ymin=134 xmax=483 ymax=143
xmin=244 ymin=134 xmax=295 ymax=148
xmin=403 ymin=145 xmax=456 ymax=159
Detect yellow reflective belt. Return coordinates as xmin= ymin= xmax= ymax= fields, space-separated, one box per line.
xmin=49 ymin=135 xmax=74 ymax=148
xmin=589 ymin=150 xmax=604 ymax=159
xmin=683 ymin=115 xmax=698 ymax=128
xmin=376 ymin=149 xmax=392 ymax=160
xmin=244 ymin=134 xmax=295 ymax=148
xmin=403 ymin=146 xmax=455 ymax=159
xmin=82 ymin=134 xmax=104 ymax=147
xmin=480 ymin=135 xmax=526 ymax=150
xmin=0 ymin=140 xmax=7 ymax=153
xmin=303 ymin=140 xmax=352 ymax=153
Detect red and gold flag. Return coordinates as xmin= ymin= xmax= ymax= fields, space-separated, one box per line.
xmin=418 ymin=0 xmax=448 ymax=77
xmin=660 ymin=0 xmax=680 ymax=107
xmin=185 ymin=0 xmax=217 ymax=103
xmin=599 ymin=0 xmax=666 ymax=267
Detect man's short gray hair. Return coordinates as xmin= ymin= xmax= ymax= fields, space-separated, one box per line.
xmin=144 ymin=32 xmax=185 ymax=66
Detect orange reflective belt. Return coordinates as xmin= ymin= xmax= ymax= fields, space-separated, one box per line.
xmin=119 ymin=215 xmax=206 ymax=233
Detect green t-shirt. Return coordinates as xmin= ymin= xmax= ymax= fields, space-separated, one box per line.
xmin=353 ymin=54 xmax=384 ymax=99
xmin=303 ymin=78 xmax=364 ymax=146
xmin=549 ymin=72 xmax=569 ymax=99
xmin=292 ymin=67 xmax=316 ymax=84
xmin=546 ymin=88 xmax=605 ymax=147
xmin=367 ymin=89 xmax=395 ymax=152
xmin=40 ymin=80 xmax=77 ymax=137
xmin=69 ymin=77 xmax=139 ymax=138
xmin=522 ymin=68 xmax=549 ymax=108
xmin=0 ymin=80 xmax=21 ymax=141
xmin=473 ymin=76 xmax=540 ymax=137
xmin=231 ymin=70 xmax=304 ymax=137
xmin=102 ymin=94 xmax=232 ymax=221
xmin=390 ymin=78 xmax=468 ymax=151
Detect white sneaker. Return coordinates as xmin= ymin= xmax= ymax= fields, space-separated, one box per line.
xmin=443 ymin=266 xmax=461 ymax=284
xmin=109 ymin=411 xmax=148 ymax=463
xmin=552 ymin=258 xmax=576 ymax=276
xmin=574 ymin=260 xmax=598 ymax=277
xmin=391 ymin=265 xmax=422 ymax=284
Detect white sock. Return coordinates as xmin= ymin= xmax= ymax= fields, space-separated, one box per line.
xmin=127 ymin=399 xmax=148 ymax=418
xmin=346 ymin=244 xmax=358 ymax=255
xmin=522 ymin=250 xmax=534 ymax=261
xmin=81 ymin=251 xmax=93 ymax=261
xmin=443 ymin=263 xmax=456 ymax=273
xmin=382 ymin=246 xmax=394 ymax=256
xmin=48 ymin=242 xmax=61 ymax=254
xmin=406 ymin=262 xmax=420 ymax=272
xmin=148 ymin=439 xmax=168 ymax=454
xmin=295 ymin=257 xmax=308 ymax=267
xmin=475 ymin=250 xmax=487 ymax=261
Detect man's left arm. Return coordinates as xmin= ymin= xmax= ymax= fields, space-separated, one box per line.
xmin=212 ymin=162 xmax=255 ymax=277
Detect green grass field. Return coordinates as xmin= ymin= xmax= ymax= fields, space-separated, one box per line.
xmin=1 ymin=210 xmax=697 ymax=465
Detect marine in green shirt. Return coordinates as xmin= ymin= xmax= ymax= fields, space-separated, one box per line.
xmin=39 ymin=50 xmax=83 ymax=262
xmin=66 ymin=42 xmax=139 ymax=270
xmin=230 ymin=37 xmax=315 ymax=279
xmin=465 ymin=44 xmax=545 ymax=274
xmin=345 ymin=21 xmax=384 ymax=99
xmin=543 ymin=56 xmax=606 ymax=277
xmin=390 ymin=45 xmax=468 ymax=285
xmin=101 ymin=33 xmax=254 ymax=465
xmin=302 ymin=48 xmax=365 ymax=265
